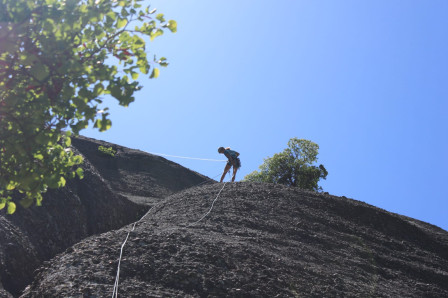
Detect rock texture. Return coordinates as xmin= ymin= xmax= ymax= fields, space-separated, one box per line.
xmin=0 ymin=136 xmax=210 ymax=297
xmin=22 ymin=182 xmax=448 ymax=297
xmin=71 ymin=136 xmax=211 ymax=206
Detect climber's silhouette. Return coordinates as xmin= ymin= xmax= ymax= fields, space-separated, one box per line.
xmin=218 ymin=147 xmax=241 ymax=182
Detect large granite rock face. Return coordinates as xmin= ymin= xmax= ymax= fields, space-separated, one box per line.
xmin=0 ymin=136 xmax=210 ymax=297
xmin=21 ymin=183 xmax=448 ymax=297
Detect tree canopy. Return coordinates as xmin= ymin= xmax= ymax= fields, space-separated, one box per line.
xmin=244 ymin=138 xmax=328 ymax=191
xmin=0 ymin=0 xmax=176 ymax=213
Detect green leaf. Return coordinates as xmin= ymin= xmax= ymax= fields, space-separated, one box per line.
xmin=6 ymin=183 xmax=16 ymax=191
xmin=58 ymin=176 xmax=66 ymax=188
xmin=34 ymin=154 xmax=44 ymax=160
xmin=73 ymin=155 xmax=83 ymax=164
xmin=138 ymin=61 xmax=149 ymax=74
xmin=94 ymin=118 xmax=112 ymax=131
xmin=42 ymin=19 xmax=55 ymax=32
xmin=150 ymin=67 xmax=159 ymax=79
xmin=156 ymin=13 xmax=165 ymax=23
xmin=35 ymin=193 xmax=43 ymax=206
xmin=150 ymin=29 xmax=163 ymax=41
xmin=7 ymin=202 xmax=16 ymax=214
xmin=167 ymin=20 xmax=177 ymax=33
xmin=29 ymin=62 xmax=50 ymax=81
xmin=117 ymin=18 xmax=128 ymax=29
xmin=131 ymin=72 xmax=139 ymax=80
xmin=76 ymin=167 xmax=84 ymax=179
xmin=106 ymin=11 xmax=116 ymax=22
xmin=0 ymin=199 xmax=5 ymax=210
xmin=64 ymin=136 xmax=72 ymax=147
xmin=158 ymin=57 xmax=168 ymax=67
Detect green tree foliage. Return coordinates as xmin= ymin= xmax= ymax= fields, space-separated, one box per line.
xmin=98 ymin=145 xmax=116 ymax=157
xmin=0 ymin=0 xmax=176 ymax=212
xmin=244 ymin=138 xmax=328 ymax=191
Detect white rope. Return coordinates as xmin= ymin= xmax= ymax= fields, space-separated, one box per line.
xmin=112 ymin=205 xmax=157 ymax=298
xmin=188 ymin=182 xmax=227 ymax=226
xmin=145 ymin=151 xmax=226 ymax=162
xmin=111 ymin=174 xmax=226 ymax=297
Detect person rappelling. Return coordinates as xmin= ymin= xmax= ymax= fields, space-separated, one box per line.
xmin=218 ymin=147 xmax=241 ymax=182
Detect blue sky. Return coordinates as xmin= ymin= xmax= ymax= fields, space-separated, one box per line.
xmin=83 ymin=1 xmax=448 ymax=231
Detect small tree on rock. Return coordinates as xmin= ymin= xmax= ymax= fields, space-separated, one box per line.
xmin=244 ymin=138 xmax=328 ymax=191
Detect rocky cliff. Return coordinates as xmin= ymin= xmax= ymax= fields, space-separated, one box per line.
xmin=21 ymin=182 xmax=448 ymax=297
xmin=0 ymin=136 xmax=210 ymax=297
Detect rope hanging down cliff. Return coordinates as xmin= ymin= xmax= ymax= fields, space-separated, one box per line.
xmin=111 ymin=175 xmax=229 ymax=298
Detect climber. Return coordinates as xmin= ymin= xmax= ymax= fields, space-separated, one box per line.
xmin=218 ymin=147 xmax=241 ymax=182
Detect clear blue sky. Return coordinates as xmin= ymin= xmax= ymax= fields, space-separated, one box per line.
xmin=83 ymin=1 xmax=448 ymax=231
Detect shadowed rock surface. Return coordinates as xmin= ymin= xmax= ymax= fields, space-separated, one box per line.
xmin=0 ymin=136 xmax=210 ymax=297
xmin=21 ymin=182 xmax=448 ymax=297
xmin=71 ymin=136 xmax=211 ymax=205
